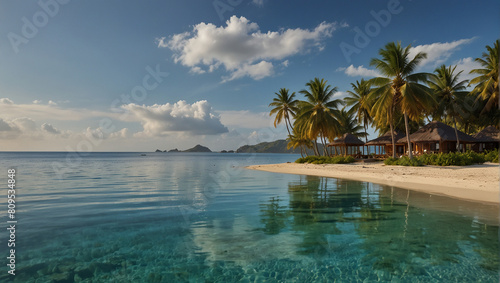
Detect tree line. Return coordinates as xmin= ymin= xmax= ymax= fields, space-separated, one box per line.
xmin=269 ymin=40 xmax=499 ymax=158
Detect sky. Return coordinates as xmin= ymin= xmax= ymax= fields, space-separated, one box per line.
xmin=0 ymin=0 xmax=499 ymax=152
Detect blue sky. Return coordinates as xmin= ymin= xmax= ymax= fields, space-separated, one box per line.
xmin=0 ymin=0 xmax=499 ymax=151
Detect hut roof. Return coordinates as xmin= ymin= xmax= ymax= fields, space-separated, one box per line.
xmin=473 ymin=126 xmax=500 ymax=142
xmin=328 ymin=133 xmax=365 ymax=146
xmin=396 ymin=121 xmax=476 ymax=143
xmin=366 ymin=130 xmax=405 ymax=145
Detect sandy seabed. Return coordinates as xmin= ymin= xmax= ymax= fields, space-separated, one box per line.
xmin=247 ymin=162 xmax=500 ymax=205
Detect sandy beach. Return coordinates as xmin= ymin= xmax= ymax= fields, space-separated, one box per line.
xmin=247 ymin=162 xmax=500 ymax=205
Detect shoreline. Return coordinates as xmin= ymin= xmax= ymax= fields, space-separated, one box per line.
xmin=247 ymin=162 xmax=500 ymax=205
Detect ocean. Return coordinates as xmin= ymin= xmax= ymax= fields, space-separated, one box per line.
xmin=0 ymin=152 xmax=498 ymax=282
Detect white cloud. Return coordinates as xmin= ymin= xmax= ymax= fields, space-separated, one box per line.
xmin=0 ymin=98 xmax=14 ymax=105
xmin=109 ymin=128 xmax=129 ymax=139
xmin=41 ymin=123 xmax=61 ymax=134
xmin=453 ymin=57 xmax=482 ymax=82
xmin=158 ymin=16 xmax=339 ymax=81
xmin=222 ymin=61 xmax=274 ymax=82
xmin=409 ymin=38 xmax=475 ymax=68
xmin=337 ymin=65 xmax=381 ymax=77
xmin=33 ymin=100 xmax=42 ymax=104
xmin=122 ymin=100 xmax=228 ymax=136
xmin=334 ymin=91 xmax=347 ymax=98
xmin=48 ymin=100 xmax=58 ymax=106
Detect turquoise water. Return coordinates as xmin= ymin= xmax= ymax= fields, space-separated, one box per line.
xmin=0 ymin=152 xmax=498 ymax=282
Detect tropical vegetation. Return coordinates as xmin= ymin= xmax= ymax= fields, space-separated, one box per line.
xmin=267 ymin=39 xmax=500 ymax=164
xmin=384 ymin=150 xmax=498 ymax=166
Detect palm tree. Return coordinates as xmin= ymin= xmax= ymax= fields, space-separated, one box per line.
xmin=287 ymin=130 xmax=313 ymax=158
xmin=269 ymin=88 xmax=299 ymax=137
xmin=368 ymin=42 xmax=435 ymax=159
xmin=469 ymin=39 xmax=499 ymax=113
xmin=338 ymin=107 xmax=368 ymax=138
xmin=344 ymin=79 xmax=373 ymax=142
xmin=428 ymin=65 xmax=469 ymax=152
xmin=296 ymin=78 xmax=342 ymax=156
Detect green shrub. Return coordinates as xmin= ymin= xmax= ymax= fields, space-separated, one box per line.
xmin=295 ymin=155 xmax=356 ymax=164
xmin=385 ymin=151 xmax=490 ymax=166
xmin=484 ymin=150 xmax=499 ymax=163
xmin=397 ymin=156 xmax=423 ymax=166
xmin=384 ymin=157 xmax=399 ymax=165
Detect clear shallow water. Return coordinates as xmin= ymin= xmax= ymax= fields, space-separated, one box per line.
xmin=0 ymin=152 xmax=498 ymax=282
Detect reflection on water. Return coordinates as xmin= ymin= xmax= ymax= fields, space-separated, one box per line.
xmin=258 ymin=175 xmax=499 ymax=280
xmin=0 ymin=153 xmax=497 ymax=282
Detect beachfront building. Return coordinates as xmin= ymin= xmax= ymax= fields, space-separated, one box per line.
xmin=473 ymin=126 xmax=500 ymax=152
xmin=396 ymin=121 xmax=476 ymax=154
xmin=365 ymin=130 xmax=405 ymax=157
xmin=328 ymin=133 xmax=365 ymax=157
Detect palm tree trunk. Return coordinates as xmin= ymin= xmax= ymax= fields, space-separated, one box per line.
xmin=453 ymin=117 xmax=460 ymax=152
xmin=364 ymin=122 xmax=368 ymax=143
xmin=389 ymin=119 xmax=396 ymax=159
xmin=404 ymin=112 xmax=413 ymax=159
xmin=284 ymin=116 xmax=292 ymax=137
xmin=313 ymin=140 xmax=320 ymax=156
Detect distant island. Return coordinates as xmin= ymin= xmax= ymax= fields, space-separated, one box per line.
xmin=154 ymin=140 xmax=326 ymax=154
xmin=155 ymin=144 xmax=212 ymax=153
xmin=183 ymin=144 xmax=212 ymax=152
xmin=236 ymin=139 xmax=324 ymax=154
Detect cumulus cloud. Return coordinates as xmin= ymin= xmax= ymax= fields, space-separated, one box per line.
xmin=0 ymin=118 xmax=13 ymax=132
xmin=453 ymin=57 xmax=482 ymax=82
xmin=41 ymin=123 xmax=61 ymax=134
xmin=158 ymin=16 xmax=339 ymax=81
xmin=122 ymin=100 xmax=228 ymax=136
xmin=0 ymin=117 xmax=37 ymax=139
xmin=337 ymin=65 xmax=381 ymax=77
xmin=109 ymin=128 xmax=129 ymax=139
xmin=409 ymin=38 xmax=475 ymax=68
xmin=0 ymin=98 xmax=14 ymax=105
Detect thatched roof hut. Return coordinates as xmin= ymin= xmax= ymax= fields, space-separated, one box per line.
xmin=396 ymin=121 xmax=476 ymax=143
xmin=328 ymin=133 xmax=365 ymax=156
xmin=366 ymin=130 xmax=405 ymax=145
xmin=473 ymin=126 xmax=500 ymax=142
xmin=329 ymin=133 xmax=365 ymax=146
xmin=395 ymin=121 xmax=476 ymax=154
xmin=473 ymin=126 xmax=500 ymax=151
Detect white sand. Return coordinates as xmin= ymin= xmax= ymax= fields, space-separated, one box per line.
xmin=247 ymin=162 xmax=500 ymax=204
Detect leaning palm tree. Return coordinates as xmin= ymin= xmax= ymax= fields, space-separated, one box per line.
xmin=368 ymin=42 xmax=435 ymax=159
xmin=269 ymin=88 xmax=299 ymax=136
xmin=469 ymin=39 xmax=499 ymax=113
xmin=287 ymin=129 xmax=313 ymax=158
xmin=344 ymin=79 xmax=373 ymax=142
xmin=296 ymin=78 xmax=342 ymax=156
xmin=428 ymin=65 xmax=469 ymax=152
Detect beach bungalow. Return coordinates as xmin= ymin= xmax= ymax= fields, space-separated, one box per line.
xmin=365 ymin=130 xmax=405 ymax=157
xmin=396 ymin=121 xmax=476 ymax=154
xmin=473 ymin=126 xmax=500 ymax=152
xmin=328 ymin=133 xmax=365 ymax=157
